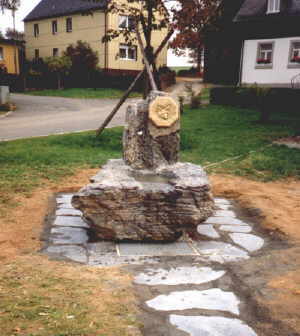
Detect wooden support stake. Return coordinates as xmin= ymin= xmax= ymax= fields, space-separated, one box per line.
xmin=95 ymin=29 xmax=174 ymax=137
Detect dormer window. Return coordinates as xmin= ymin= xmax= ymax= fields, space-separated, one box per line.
xmin=267 ymin=0 xmax=280 ymax=14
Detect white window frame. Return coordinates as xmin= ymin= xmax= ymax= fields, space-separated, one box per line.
xmin=119 ymin=44 xmax=137 ymax=61
xmin=52 ymin=20 xmax=58 ymax=35
xmin=0 ymin=47 xmax=3 ymax=61
xmin=288 ymin=40 xmax=300 ymax=67
xmin=66 ymin=17 xmax=72 ymax=33
xmin=256 ymin=42 xmax=274 ymax=68
xmin=267 ymin=0 xmax=280 ymax=14
xmin=118 ymin=15 xmax=134 ymax=30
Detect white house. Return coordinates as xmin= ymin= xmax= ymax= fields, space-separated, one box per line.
xmin=235 ymin=0 xmax=300 ymax=87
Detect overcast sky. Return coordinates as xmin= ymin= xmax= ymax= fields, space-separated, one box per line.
xmin=0 ymin=0 xmax=191 ymax=66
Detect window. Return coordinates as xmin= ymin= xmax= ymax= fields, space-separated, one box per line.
xmin=256 ymin=42 xmax=274 ymax=67
xmin=34 ymin=23 xmax=39 ymax=37
xmin=118 ymin=15 xmax=135 ymax=30
xmin=119 ymin=44 xmax=137 ymax=60
xmin=267 ymin=0 xmax=280 ymax=13
xmin=289 ymin=41 xmax=300 ymax=66
xmin=53 ymin=48 xmax=59 ymax=57
xmin=0 ymin=47 xmax=3 ymax=60
xmin=34 ymin=49 xmax=39 ymax=59
xmin=66 ymin=17 xmax=72 ymax=32
xmin=52 ymin=20 xmax=58 ymax=34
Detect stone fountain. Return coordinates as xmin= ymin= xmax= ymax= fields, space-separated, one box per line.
xmin=72 ymin=91 xmax=214 ymax=242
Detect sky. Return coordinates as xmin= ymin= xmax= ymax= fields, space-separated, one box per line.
xmin=0 ymin=0 xmax=191 ymax=66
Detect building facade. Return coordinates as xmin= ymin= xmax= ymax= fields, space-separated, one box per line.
xmin=0 ymin=39 xmax=21 ymax=74
xmin=235 ymin=0 xmax=300 ymax=86
xmin=24 ymin=0 xmax=168 ymax=74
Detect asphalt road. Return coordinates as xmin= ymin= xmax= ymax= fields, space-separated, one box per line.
xmin=0 ymin=94 xmax=136 ymax=141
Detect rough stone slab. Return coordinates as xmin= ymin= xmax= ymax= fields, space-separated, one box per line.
xmin=193 ymin=241 xmax=249 ymax=263
xmin=197 ymin=224 xmax=220 ymax=239
xmin=134 ymin=266 xmax=225 ymax=286
xmin=146 ymin=288 xmax=240 ymax=315
xmin=169 ymin=315 xmax=257 ymax=336
xmin=220 ymin=225 xmax=252 ymax=233
xmin=118 ymin=242 xmax=196 ymax=256
xmin=73 ymin=159 xmax=214 ymax=242
xmin=214 ymin=210 xmax=236 ymax=217
xmin=50 ymin=227 xmax=88 ymax=245
xmin=56 ymin=208 xmax=82 ymax=216
xmin=46 ymin=245 xmax=87 ymax=263
xmin=53 ymin=216 xmax=89 ymax=228
xmin=229 ymin=233 xmax=264 ymax=252
xmin=204 ymin=216 xmax=249 ymax=226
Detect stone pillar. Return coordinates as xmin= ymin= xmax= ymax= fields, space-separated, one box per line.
xmin=123 ymin=91 xmax=180 ymax=170
xmin=0 ymin=86 xmax=10 ymax=105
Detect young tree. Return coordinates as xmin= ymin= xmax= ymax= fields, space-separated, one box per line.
xmin=102 ymin=0 xmax=170 ymax=94
xmin=0 ymin=0 xmax=21 ymax=73
xmin=44 ymin=56 xmax=72 ymax=90
xmin=170 ymin=0 xmax=221 ymax=70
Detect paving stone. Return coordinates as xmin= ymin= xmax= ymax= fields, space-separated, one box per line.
xmin=46 ymin=245 xmax=88 ymax=263
xmin=134 ymin=266 xmax=225 ymax=286
xmin=53 ymin=216 xmax=89 ymax=228
xmin=214 ymin=198 xmax=232 ymax=205
xmin=88 ymin=255 xmax=159 ymax=267
xmin=118 ymin=242 xmax=196 ymax=256
xmin=57 ymin=203 xmax=75 ymax=209
xmin=50 ymin=227 xmax=88 ymax=245
xmin=146 ymin=288 xmax=240 ymax=315
xmin=215 ymin=203 xmax=231 ymax=210
xmin=214 ymin=210 xmax=236 ymax=217
xmin=193 ymin=241 xmax=249 ymax=263
xmin=220 ymin=225 xmax=252 ymax=233
xmin=56 ymin=208 xmax=82 ymax=216
xmin=229 ymin=233 xmax=264 ymax=252
xmin=204 ymin=216 xmax=248 ymax=226
xmin=197 ymin=225 xmax=220 ymax=239
xmin=169 ymin=315 xmax=257 ymax=336
xmin=56 ymin=194 xmax=73 ymax=205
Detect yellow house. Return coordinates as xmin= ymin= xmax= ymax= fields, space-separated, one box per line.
xmin=24 ymin=0 xmax=168 ymax=74
xmin=0 ymin=39 xmax=21 ymax=74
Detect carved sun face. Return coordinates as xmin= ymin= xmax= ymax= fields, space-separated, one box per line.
xmin=149 ymin=96 xmax=179 ymax=128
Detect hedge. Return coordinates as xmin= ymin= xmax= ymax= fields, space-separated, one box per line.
xmin=210 ymin=86 xmax=300 ymax=113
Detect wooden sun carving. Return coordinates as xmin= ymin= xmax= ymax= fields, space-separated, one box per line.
xmin=149 ymin=96 xmax=180 ymax=128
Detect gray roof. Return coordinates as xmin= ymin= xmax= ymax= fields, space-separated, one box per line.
xmin=235 ymin=0 xmax=300 ymax=21
xmin=24 ymin=0 xmax=108 ymax=22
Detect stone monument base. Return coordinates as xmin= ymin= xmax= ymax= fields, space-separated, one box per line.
xmin=72 ymin=159 xmax=214 ymax=242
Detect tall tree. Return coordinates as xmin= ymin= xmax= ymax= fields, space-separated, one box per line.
xmin=170 ymin=0 xmax=221 ymax=70
xmin=5 ymin=27 xmax=24 ymax=41
xmin=0 ymin=0 xmax=21 ymax=73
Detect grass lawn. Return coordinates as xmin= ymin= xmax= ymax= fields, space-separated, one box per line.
xmin=1 ymin=104 xmax=299 ymax=212
xmin=24 ymin=88 xmax=141 ymax=99
xmin=170 ymin=66 xmax=190 ymax=73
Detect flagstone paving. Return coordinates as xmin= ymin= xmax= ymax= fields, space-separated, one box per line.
xmin=42 ymin=193 xmax=270 ymax=335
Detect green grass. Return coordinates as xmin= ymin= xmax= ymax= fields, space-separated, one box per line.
xmin=201 ymin=87 xmax=210 ymax=101
xmin=24 ymin=88 xmax=141 ymax=99
xmin=170 ymin=66 xmax=190 ymax=74
xmin=0 ymin=104 xmax=299 ymax=210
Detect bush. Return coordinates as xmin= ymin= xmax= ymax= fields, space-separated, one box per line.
xmin=178 ymin=67 xmax=202 ymax=78
xmin=211 ymin=86 xmax=300 ymax=113
xmin=158 ymin=66 xmax=176 ymax=90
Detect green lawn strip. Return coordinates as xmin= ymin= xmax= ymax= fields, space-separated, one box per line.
xmin=24 ymin=88 xmax=141 ymax=99
xmin=0 ymin=105 xmax=299 ymax=211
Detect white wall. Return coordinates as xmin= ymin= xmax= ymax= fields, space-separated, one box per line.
xmin=241 ymin=36 xmax=300 ymax=85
